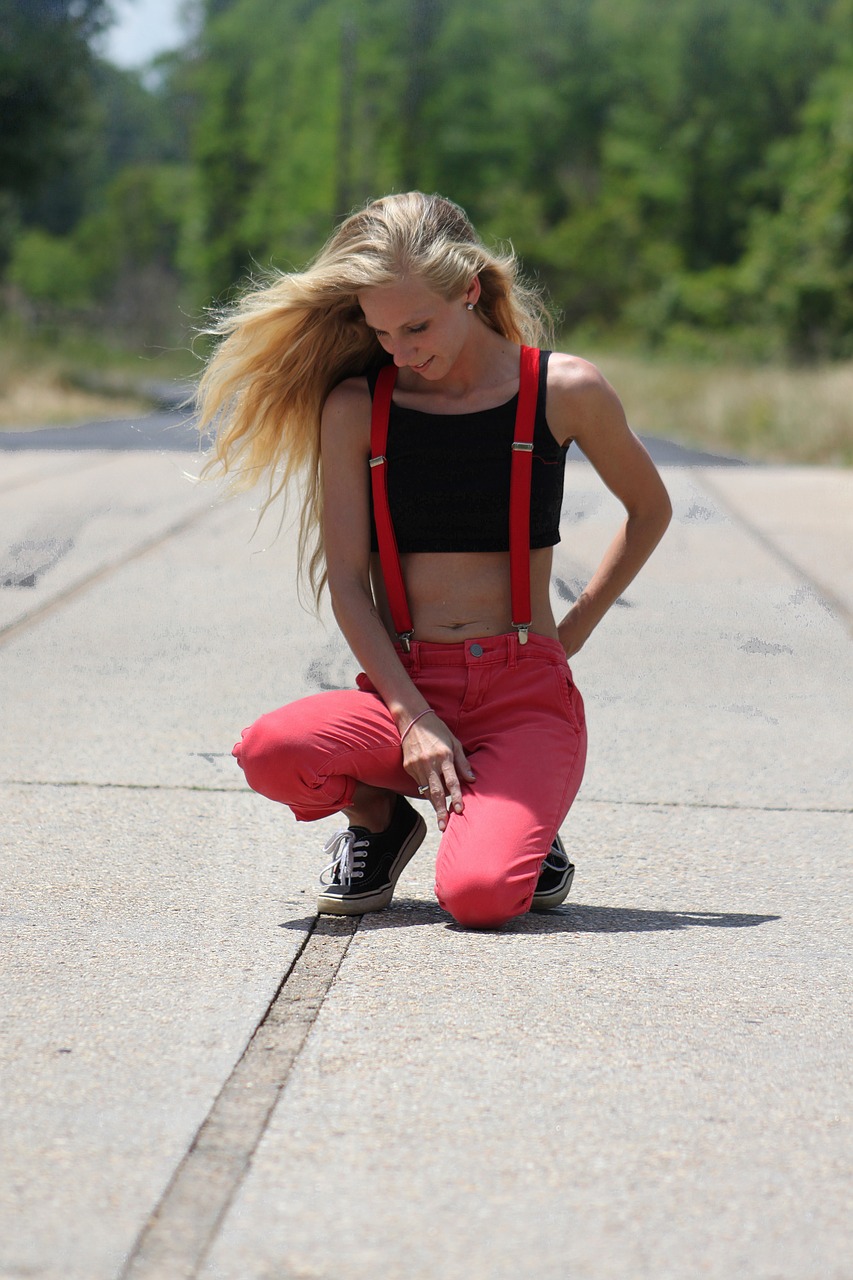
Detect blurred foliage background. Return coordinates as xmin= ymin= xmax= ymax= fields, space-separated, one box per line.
xmin=2 ymin=0 xmax=853 ymax=459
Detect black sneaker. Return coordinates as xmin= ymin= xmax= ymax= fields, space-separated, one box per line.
xmin=531 ymin=832 xmax=575 ymax=910
xmin=316 ymin=794 xmax=427 ymax=915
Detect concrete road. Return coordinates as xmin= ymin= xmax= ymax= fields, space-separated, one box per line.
xmin=0 ymin=416 xmax=850 ymax=1280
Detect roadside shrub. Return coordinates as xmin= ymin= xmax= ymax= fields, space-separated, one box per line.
xmin=6 ymin=228 xmax=93 ymax=307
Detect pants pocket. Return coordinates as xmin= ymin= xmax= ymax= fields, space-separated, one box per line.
xmin=553 ymin=667 xmax=585 ymax=734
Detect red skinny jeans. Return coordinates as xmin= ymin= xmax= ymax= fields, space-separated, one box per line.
xmin=233 ymin=631 xmax=587 ymax=928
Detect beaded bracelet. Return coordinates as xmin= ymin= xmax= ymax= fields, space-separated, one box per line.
xmin=400 ymin=708 xmax=435 ymax=743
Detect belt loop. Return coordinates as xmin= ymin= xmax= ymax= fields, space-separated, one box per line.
xmin=507 ymin=630 xmax=519 ymax=669
xmin=409 ymin=640 xmax=421 ymax=675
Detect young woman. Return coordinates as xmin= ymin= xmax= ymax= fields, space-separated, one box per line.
xmin=197 ymin=192 xmax=671 ymax=929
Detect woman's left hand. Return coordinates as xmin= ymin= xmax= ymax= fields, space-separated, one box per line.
xmin=558 ymin=606 xmax=592 ymax=658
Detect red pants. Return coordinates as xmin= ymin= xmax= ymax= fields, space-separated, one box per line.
xmin=233 ymin=632 xmax=587 ymax=928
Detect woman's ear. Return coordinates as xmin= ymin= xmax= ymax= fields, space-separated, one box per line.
xmin=464 ymin=278 xmax=481 ymax=309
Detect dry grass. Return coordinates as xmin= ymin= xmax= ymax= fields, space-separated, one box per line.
xmin=588 ymin=351 xmax=853 ymax=466
xmin=0 ymin=366 xmax=148 ymax=429
xmin=0 ymin=329 xmax=196 ymax=430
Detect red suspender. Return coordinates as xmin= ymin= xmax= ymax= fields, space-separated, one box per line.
xmin=370 ymin=364 xmax=415 ymax=650
xmin=369 ymin=347 xmax=540 ymax=652
xmin=509 ymin=345 xmax=540 ymax=644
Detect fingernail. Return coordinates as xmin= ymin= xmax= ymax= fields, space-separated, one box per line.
xmin=454 ymin=802 xmax=463 ymax=813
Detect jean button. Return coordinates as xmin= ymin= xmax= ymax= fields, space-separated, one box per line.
xmin=470 ymin=643 xmax=484 ymax=657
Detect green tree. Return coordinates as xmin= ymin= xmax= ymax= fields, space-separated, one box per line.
xmin=188 ymin=0 xmax=407 ymax=298
xmin=0 ymin=0 xmax=111 ymax=202
xmin=9 ymin=0 xmax=853 ymax=355
xmin=740 ymin=58 xmax=853 ymax=358
xmin=537 ymin=0 xmax=842 ymax=336
xmin=22 ymin=57 xmax=192 ymax=240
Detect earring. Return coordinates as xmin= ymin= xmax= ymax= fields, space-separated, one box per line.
xmin=466 ymin=302 xmax=475 ymax=311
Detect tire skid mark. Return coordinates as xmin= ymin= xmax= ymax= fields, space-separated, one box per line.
xmin=0 ymin=503 xmax=213 ymax=647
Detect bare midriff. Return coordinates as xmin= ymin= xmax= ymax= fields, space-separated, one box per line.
xmin=370 ymin=547 xmax=559 ymax=645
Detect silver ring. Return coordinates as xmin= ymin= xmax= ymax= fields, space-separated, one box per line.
xmin=417 ymin=784 xmax=429 ymax=795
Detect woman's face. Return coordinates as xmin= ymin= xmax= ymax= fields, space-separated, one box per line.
xmin=357 ymin=275 xmax=479 ymax=379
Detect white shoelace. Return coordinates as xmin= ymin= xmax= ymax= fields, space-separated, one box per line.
xmin=318 ymin=828 xmax=369 ymax=889
xmin=541 ymin=842 xmax=569 ymax=871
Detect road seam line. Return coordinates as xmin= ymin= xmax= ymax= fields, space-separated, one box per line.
xmin=2 ymin=778 xmax=850 ymax=814
xmin=694 ymin=467 xmax=853 ymax=633
xmin=578 ymin=796 xmax=853 ymax=815
xmin=0 ymin=450 xmax=120 ymax=499
xmin=118 ymin=914 xmax=358 ymax=1280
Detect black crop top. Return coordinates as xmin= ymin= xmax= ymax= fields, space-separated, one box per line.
xmin=367 ymin=350 xmax=567 ymax=554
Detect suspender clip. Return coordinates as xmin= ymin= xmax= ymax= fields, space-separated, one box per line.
xmin=397 ymin=630 xmax=414 ymax=653
xmin=511 ymin=441 xmax=534 ymax=452
xmin=512 ymin=622 xmax=530 ymax=645
xmin=369 ymin=455 xmax=386 ymax=468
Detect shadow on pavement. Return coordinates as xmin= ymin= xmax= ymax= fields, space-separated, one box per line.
xmin=279 ymin=903 xmax=780 ymax=934
xmin=0 ymin=412 xmax=208 ymax=452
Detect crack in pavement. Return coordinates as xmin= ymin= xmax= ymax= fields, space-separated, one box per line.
xmin=118 ymin=914 xmax=358 ymax=1280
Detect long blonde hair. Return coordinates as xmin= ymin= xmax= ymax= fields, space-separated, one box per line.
xmin=196 ymin=191 xmax=555 ymax=604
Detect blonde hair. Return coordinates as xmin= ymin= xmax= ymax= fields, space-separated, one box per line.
xmin=196 ymin=191 xmax=555 ymax=604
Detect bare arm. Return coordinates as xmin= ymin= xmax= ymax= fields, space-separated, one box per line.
xmin=548 ymin=356 xmax=673 ymax=656
xmin=321 ymin=380 xmax=474 ymax=828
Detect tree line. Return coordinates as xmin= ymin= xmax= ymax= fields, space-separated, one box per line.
xmin=3 ymin=0 xmax=853 ymax=359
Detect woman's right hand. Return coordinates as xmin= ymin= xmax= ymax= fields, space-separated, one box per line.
xmin=401 ymin=712 xmax=476 ymax=832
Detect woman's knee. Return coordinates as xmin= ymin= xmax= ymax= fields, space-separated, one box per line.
xmin=232 ymin=707 xmax=314 ymax=803
xmin=436 ymin=865 xmax=533 ymax=930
